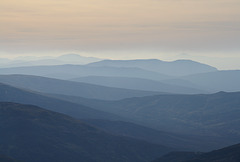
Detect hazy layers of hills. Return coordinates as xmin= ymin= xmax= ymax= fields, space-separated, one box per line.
xmin=0 ymin=55 xmax=240 ymax=162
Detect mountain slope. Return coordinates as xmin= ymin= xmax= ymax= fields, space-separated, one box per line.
xmin=87 ymin=59 xmax=217 ymax=76
xmin=187 ymin=143 xmax=240 ymax=162
xmin=153 ymin=143 xmax=240 ymax=162
xmin=58 ymin=92 xmax=240 ymax=139
xmin=181 ymin=70 xmax=240 ymax=92
xmin=152 ymin=152 xmax=202 ymax=162
xmin=71 ymin=76 xmax=207 ymax=94
xmin=0 ymin=64 xmax=170 ymax=80
xmin=0 ymin=54 xmax=101 ymax=68
xmin=0 ymin=83 xmax=121 ymax=120
xmin=0 ymin=74 xmax=163 ymax=100
xmin=0 ymin=102 xmax=173 ymax=162
xmin=48 ymin=93 xmax=240 ymax=151
xmin=83 ymin=119 xmax=228 ymax=151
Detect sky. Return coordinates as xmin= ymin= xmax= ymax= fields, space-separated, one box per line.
xmin=0 ymin=0 xmax=240 ymax=69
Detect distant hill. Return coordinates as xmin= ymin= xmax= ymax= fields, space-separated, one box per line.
xmin=87 ymin=59 xmax=218 ymax=76
xmin=153 ymin=143 xmax=240 ymax=162
xmin=0 ymin=102 xmax=173 ymax=162
xmin=0 ymin=83 xmax=121 ymax=120
xmin=71 ymin=76 xmax=207 ymax=94
xmin=0 ymin=54 xmax=102 ymax=68
xmin=181 ymin=70 xmax=240 ymax=92
xmin=0 ymin=64 xmax=170 ymax=80
xmin=57 ymin=54 xmax=101 ymax=64
xmin=0 ymin=74 xmax=163 ymax=100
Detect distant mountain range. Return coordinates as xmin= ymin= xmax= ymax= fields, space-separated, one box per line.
xmin=0 ymin=102 xmax=173 ymax=162
xmin=87 ymin=59 xmax=218 ymax=76
xmin=0 ymin=54 xmax=101 ymax=67
xmin=0 ymin=56 xmax=217 ymax=77
xmin=1 ymin=58 xmax=239 ymax=93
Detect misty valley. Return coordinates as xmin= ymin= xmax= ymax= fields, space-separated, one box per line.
xmin=0 ymin=54 xmax=239 ymax=162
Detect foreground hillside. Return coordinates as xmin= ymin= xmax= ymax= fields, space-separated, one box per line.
xmin=153 ymin=143 xmax=240 ymax=162
xmin=0 ymin=155 xmax=19 ymax=162
xmin=0 ymin=102 xmax=173 ymax=162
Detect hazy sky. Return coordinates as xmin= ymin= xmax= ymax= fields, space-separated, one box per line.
xmin=0 ymin=0 xmax=240 ymax=69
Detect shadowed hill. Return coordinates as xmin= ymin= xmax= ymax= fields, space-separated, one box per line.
xmin=152 ymin=143 xmax=240 ymax=162
xmin=0 ymin=102 xmax=173 ymax=162
xmin=152 ymin=152 xmax=202 ymax=162
xmin=0 ymin=155 xmax=19 ymax=162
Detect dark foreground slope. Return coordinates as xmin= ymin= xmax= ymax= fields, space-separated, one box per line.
xmin=0 ymin=155 xmax=19 ymax=162
xmin=152 ymin=152 xmax=202 ymax=162
xmin=153 ymin=143 xmax=240 ymax=162
xmin=83 ymin=119 xmax=226 ymax=151
xmin=187 ymin=143 xmax=240 ymax=162
xmin=0 ymin=102 xmax=173 ymax=162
